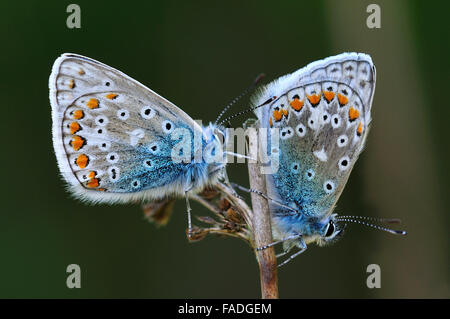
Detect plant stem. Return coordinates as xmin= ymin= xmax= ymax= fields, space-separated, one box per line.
xmin=247 ymin=132 xmax=279 ymax=299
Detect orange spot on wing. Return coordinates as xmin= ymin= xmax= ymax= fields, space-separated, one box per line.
xmin=282 ymin=109 xmax=288 ymax=117
xmin=69 ymin=122 xmax=81 ymax=134
xmin=72 ymin=110 xmax=84 ymax=120
xmin=307 ymin=93 xmax=321 ymax=106
xmin=337 ymin=93 xmax=348 ymax=106
xmin=357 ymin=122 xmax=363 ymax=136
xmin=86 ymin=171 xmax=100 ymax=188
xmin=273 ymin=110 xmax=283 ymax=122
xmin=290 ymin=98 xmax=304 ymax=111
xmin=68 ymin=79 xmax=75 ymax=89
xmin=70 ymin=135 xmax=86 ymax=151
xmin=87 ymin=98 xmax=99 ymax=109
xmin=75 ymin=154 xmax=89 ymax=168
xmin=106 ymin=93 xmax=118 ymax=100
xmin=269 ymin=117 xmax=273 ymax=127
xmin=348 ymin=107 xmax=360 ymax=122
xmin=97 ymin=188 xmax=107 ymax=191
xmin=87 ymin=178 xmax=100 ymax=188
xmin=78 ymin=69 xmax=85 ymax=75
xmin=323 ymin=91 xmax=335 ymax=102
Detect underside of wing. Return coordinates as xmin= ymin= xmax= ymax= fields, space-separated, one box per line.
xmin=49 ymin=54 xmax=203 ymax=203
xmin=254 ymin=53 xmax=376 ymax=219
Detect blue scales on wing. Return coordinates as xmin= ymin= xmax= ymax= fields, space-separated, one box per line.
xmin=253 ymin=53 xmax=376 ymax=244
xmin=50 ymin=53 xmax=210 ymax=203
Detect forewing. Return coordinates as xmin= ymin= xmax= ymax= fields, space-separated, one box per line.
xmin=50 ymin=53 xmax=202 ymax=203
xmin=255 ymin=53 xmax=376 ymax=218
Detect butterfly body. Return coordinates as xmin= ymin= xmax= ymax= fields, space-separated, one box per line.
xmin=253 ymin=53 xmax=376 ymax=254
xmin=50 ymin=54 xmax=225 ymax=204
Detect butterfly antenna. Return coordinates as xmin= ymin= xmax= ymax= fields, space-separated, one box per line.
xmin=335 ymin=218 xmax=407 ymax=235
xmin=218 ymin=95 xmax=277 ymax=126
xmin=337 ymin=215 xmax=402 ymax=224
xmin=214 ymin=73 xmax=265 ymax=125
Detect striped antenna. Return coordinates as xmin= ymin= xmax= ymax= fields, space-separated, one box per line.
xmin=335 ymin=218 xmax=407 ymax=235
xmin=218 ymin=95 xmax=277 ymax=126
xmin=337 ymin=215 xmax=401 ymax=224
xmin=214 ymin=73 xmax=265 ymax=125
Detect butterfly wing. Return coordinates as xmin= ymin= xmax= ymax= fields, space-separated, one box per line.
xmin=50 ymin=53 xmax=204 ymax=203
xmin=254 ymin=53 xmax=376 ymax=222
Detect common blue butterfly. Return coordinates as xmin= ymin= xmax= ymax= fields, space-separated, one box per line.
xmin=49 ymin=53 xmax=230 ymax=235
xmin=252 ymin=53 xmax=405 ymax=266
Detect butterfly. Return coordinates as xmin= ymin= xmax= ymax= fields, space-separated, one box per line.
xmin=49 ymin=53 xmax=234 ymax=235
xmin=252 ymin=53 xmax=406 ymax=266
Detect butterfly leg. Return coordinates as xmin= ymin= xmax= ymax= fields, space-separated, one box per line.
xmin=256 ymin=233 xmax=302 ymax=251
xmin=184 ymin=180 xmax=195 ymax=240
xmin=185 ymin=191 xmax=192 ymax=239
xmin=278 ymin=239 xmax=307 ymax=268
xmin=209 ymin=164 xmax=243 ymax=201
xmin=275 ymin=251 xmax=288 ymax=258
xmin=209 ymin=164 xmax=227 ymax=177
xmin=231 ymin=183 xmax=297 ymax=214
xmin=220 ymin=171 xmax=244 ymax=201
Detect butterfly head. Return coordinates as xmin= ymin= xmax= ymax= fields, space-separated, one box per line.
xmin=201 ymin=123 xmax=228 ymax=178
xmin=310 ymin=212 xmax=407 ymax=246
xmin=274 ymin=213 xmax=345 ymax=247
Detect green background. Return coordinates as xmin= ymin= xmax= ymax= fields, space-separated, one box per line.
xmin=0 ymin=0 xmax=448 ymax=298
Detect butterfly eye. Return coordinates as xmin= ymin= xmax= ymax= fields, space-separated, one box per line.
xmin=323 ymin=180 xmax=335 ymax=194
xmin=295 ymin=124 xmax=306 ymax=137
xmin=337 ymin=135 xmax=348 ymax=147
xmin=140 ymin=106 xmax=155 ymax=119
xmin=305 ymin=169 xmax=315 ymax=181
xmin=325 ymin=221 xmax=335 ymax=237
xmin=117 ymin=109 xmax=129 ymax=121
xmin=338 ymin=156 xmax=350 ymax=171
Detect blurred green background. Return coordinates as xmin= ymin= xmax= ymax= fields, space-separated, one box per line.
xmin=0 ymin=0 xmax=448 ymax=298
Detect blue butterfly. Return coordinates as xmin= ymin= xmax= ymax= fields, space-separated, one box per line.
xmin=251 ymin=53 xmax=405 ymax=266
xmin=49 ymin=53 xmax=232 ymax=235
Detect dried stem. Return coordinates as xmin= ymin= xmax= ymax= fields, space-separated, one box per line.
xmin=247 ymin=130 xmax=279 ymax=299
